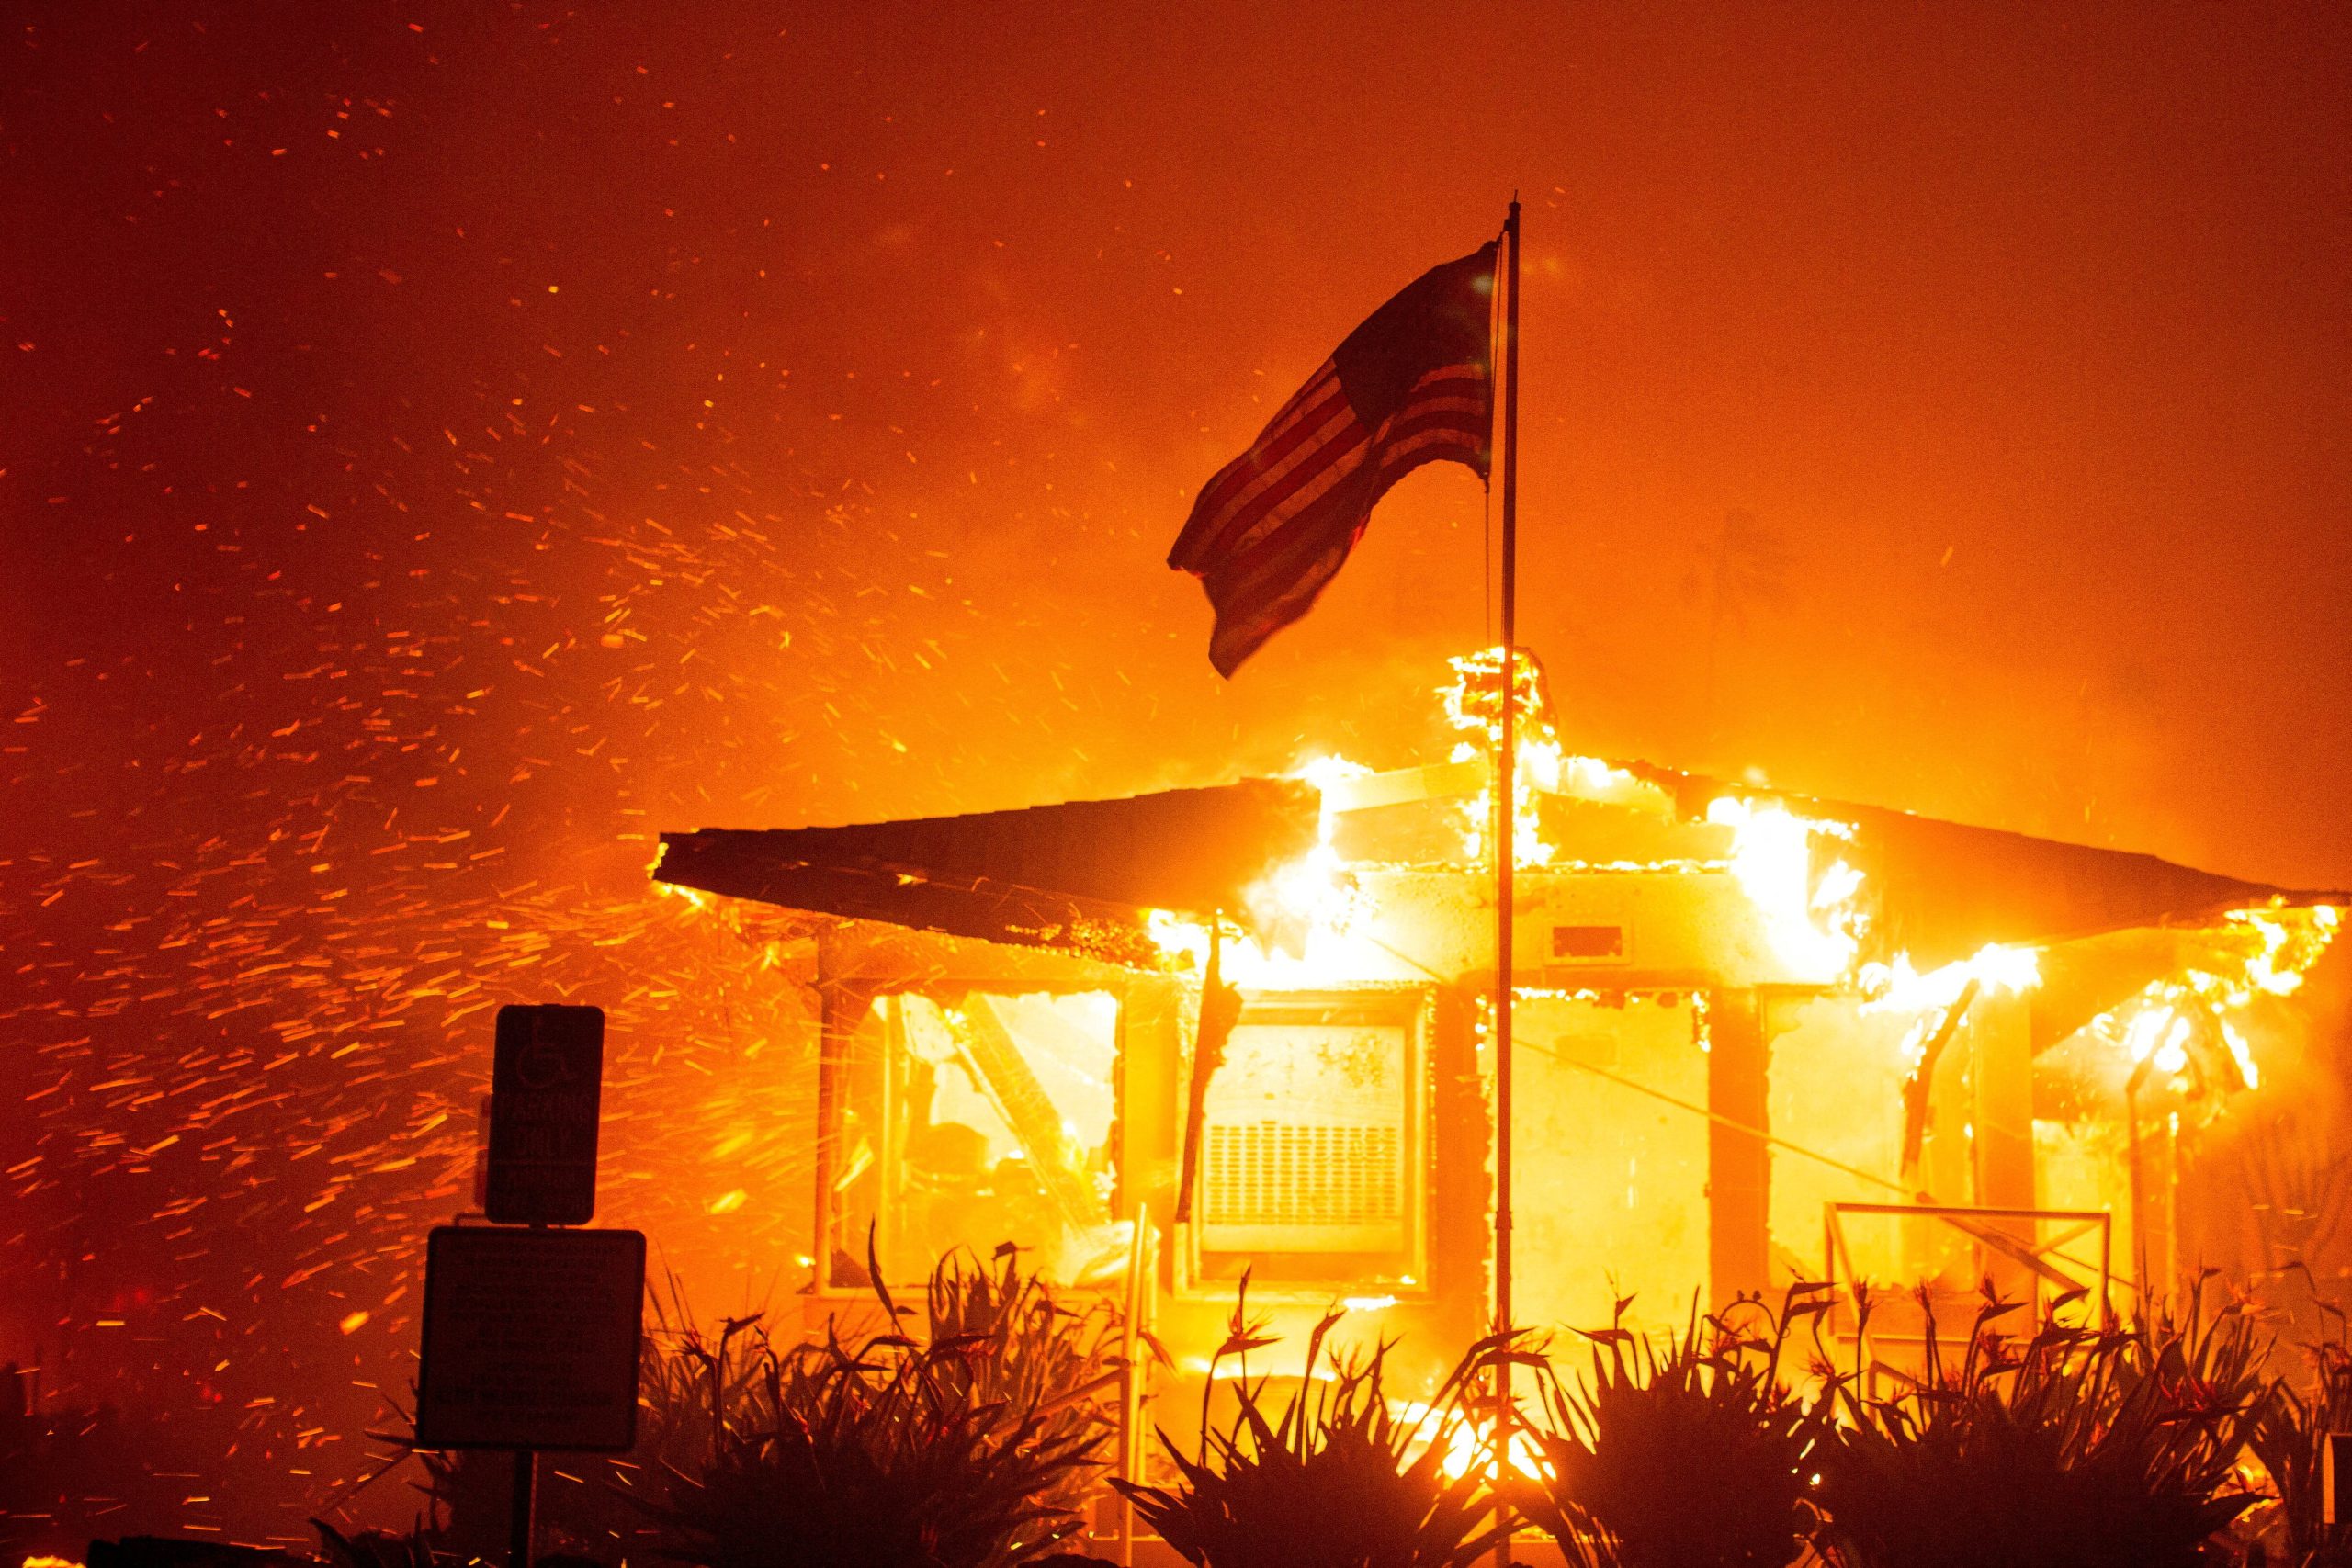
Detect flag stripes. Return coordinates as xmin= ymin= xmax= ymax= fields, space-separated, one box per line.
xmin=1169 ymin=243 xmax=1498 ymax=675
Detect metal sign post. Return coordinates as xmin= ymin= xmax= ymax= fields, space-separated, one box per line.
xmin=510 ymin=1451 xmax=537 ymax=1568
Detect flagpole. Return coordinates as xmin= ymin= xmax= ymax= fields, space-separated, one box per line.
xmin=1492 ymin=194 xmax=1521 ymax=1560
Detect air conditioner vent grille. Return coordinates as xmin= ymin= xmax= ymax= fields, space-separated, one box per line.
xmin=1202 ymin=1122 xmax=1401 ymax=1229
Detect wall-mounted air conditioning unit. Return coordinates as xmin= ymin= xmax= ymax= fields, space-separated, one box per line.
xmin=1195 ymin=990 xmax=1426 ymax=1260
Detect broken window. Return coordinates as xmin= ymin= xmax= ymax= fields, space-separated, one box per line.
xmin=830 ymin=989 xmax=1121 ymax=1289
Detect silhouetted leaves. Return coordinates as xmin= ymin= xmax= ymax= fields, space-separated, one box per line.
xmin=1114 ymin=1310 xmax=1508 ymax=1568
xmin=1513 ymin=1289 xmax=1833 ymax=1568
xmin=1817 ymin=1280 xmax=2265 ymax=1568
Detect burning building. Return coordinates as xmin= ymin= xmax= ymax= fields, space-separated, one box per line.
xmin=647 ymin=651 xmax=2342 ymax=1399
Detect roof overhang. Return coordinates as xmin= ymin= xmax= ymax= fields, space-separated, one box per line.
xmin=1628 ymin=762 xmax=2340 ymax=969
xmin=652 ymin=763 xmax=2342 ymax=976
xmin=651 ymin=778 xmax=1319 ymax=966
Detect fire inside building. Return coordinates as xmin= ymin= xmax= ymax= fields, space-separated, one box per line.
xmin=647 ymin=650 xmax=2343 ymax=1424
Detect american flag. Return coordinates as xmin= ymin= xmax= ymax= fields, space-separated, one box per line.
xmin=1169 ymin=241 xmax=1498 ymax=675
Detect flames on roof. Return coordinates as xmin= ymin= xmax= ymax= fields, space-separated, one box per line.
xmin=652 ymin=646 xmax=2346 ymax=1139
xmin=651 ymin=760 xmax=2332 ymax=972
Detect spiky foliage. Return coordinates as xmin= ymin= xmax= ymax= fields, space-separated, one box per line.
xmin=406 ymin=1245 xmax=1125 ymax=1568
xmin=2245 ymin=1271 xmax=2352 ymax=1568
xmin=1817 ymin=1278 xmax=2267 ymax=1568
xmin=401 ymin=1280 xmax=768 ymax=1561
xmin=639 ymin=1242 xmax=1120 ymax=1568
xmin=1112 ymin=1277 xmax=1511 ymax=1568
xmin=912 ymin=1245 xmax=1129 ymax=1526
xmin=1512 ymin=1288 xmax=1836 ymax=1568
xmin=652 ymin=1325 xmax=1105 ymax=1568
xmin=638 ymin=1243 xmax=1125 ymax=1522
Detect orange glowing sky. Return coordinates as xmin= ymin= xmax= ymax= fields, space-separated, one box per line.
xmin=9 ymin=2 xmax=2350 ymax=884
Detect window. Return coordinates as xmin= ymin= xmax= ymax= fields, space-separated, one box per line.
xmin=830 ymin=990 xmax=1121 ymax=1289
xmin=1188 ymin=989 xmax=1428 ymax=1290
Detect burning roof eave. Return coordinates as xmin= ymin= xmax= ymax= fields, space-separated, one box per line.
xmin=650 ymin=761 xmax=2344 ymax=980
xmin=1620 ymin=761 xmax=2346 ymax=969
xmin=650 ymin=777 xmax=1321 ymax=967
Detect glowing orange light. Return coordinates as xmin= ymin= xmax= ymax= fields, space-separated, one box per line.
xmin=1705 ymin=795 xmax=1864 ymax=979
xmin=1860 ymin=943 xmax=2041 ymax=1017
xmin=1438 ymin=646 xmax=1564 ymax=867
xmin=2083 ymin=904 xmax=2339 ymax=1093
xmin=1388 ymin=1397 xmax=1550 ymax=1482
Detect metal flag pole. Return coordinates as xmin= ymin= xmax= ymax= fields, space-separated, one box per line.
xmin=1491 ymin=193 xmax=1522 ymax=1564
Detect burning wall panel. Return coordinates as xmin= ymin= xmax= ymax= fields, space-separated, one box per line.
xmin=1510 ymin=992 xmax=1710 ymax=1334
xmin=1340 ymin=866 xmax=1792 ymax=990
xmin=1767 ymin=997 xmax=1955 ymax=1287
xmin=2034 ymin=1117 xmax=2140 ymax=1292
